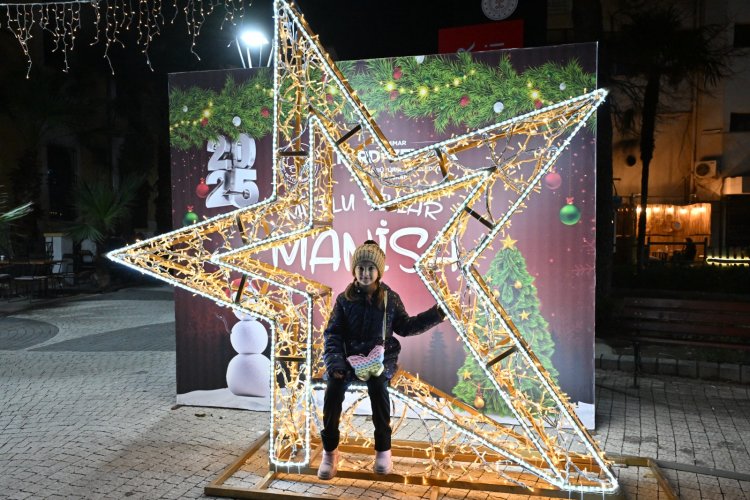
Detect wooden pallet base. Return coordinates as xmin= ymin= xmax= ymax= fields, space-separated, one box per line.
xmin=204 ymin=432 xmax=643 ymax=499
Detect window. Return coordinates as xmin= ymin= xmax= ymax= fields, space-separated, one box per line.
xmin=730 ymin=113 xmax=750 ymax=132
xmin=734 ymin=24 xmax=750 ymax=48
xmin=47 ymin=145 xmax=75 ymax=220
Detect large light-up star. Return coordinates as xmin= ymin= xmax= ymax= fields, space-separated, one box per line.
xmin=110 ymin=0 xmax=615 ymax=494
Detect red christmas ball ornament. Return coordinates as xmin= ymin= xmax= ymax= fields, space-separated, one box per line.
xmin=260 ymin=107 xmax=270 ymax=118
xmin=325 ymin=93 xmax=334 ymax=103
xmin=200 ymin=117 xmax=208 ymax=127
xmin=534 ymin=99 xmax=543 ymax=109
xmin=195 ymin=177 xmax=210 ymax=198
xmin=389 ymin=90 xmax=399 ymax=101
xmin=543 ymin=171 xmax=562 ymax=190
xmin=460 ymin=95 xmax=470 ymax=107
xmin=392 ymin=66 xmax=402 ymax=80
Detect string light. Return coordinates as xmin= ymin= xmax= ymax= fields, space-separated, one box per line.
xmin=108 ymin=0 xmax=615 ymax=494
xmin=706 ymin=254 xmax=750 ymax=266
xmin=0 ymin=0 xmax=246 ymax=76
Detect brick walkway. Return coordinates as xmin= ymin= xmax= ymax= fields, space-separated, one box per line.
xmin=1 ymin=286 xmax=749 ymax=499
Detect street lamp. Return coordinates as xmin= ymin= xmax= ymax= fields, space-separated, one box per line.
xmin=236 ymin=29 xmax=270 ymax=68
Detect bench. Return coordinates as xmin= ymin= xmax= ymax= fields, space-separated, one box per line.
xmin=609 ymin=296 xmax=750 ymax=386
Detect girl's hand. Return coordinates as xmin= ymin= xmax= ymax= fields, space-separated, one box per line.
xmin=333 ymin=370 xmax=345 ymax=379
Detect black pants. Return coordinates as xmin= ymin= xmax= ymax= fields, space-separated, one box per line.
xmin=320 ymin=373 xmax=391 ymax=452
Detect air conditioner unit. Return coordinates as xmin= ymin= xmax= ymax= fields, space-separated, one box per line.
xmin=693 ymin=160 xmax=717 ymax=179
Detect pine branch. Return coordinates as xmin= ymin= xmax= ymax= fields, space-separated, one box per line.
xmin=168 ymin=54 xmax=596 ymax=150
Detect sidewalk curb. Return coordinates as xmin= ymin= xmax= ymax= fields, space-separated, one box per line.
xmin=595 ymin=352 xmax=750 ymax=384
xmin=0 ymin=283 xmax=144 ymax=317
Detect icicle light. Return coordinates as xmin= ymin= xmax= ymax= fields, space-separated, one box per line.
xmin=0 ymin=0 xmax=246 ymax=76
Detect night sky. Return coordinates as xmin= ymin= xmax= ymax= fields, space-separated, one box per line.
xmin=0 ymin=0 xmax=548 ymax=77
xmin=279 ymin=0 xmax=548 ymax=60
xmin=177 ymin=0 xmax=548 ymax=70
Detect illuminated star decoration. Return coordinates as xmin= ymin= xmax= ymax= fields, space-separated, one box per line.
xmin=109 ymin=0 xmax=615 ymax=494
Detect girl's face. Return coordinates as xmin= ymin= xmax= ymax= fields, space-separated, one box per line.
xmin=354 ymin=261 xmax=379 ymax=287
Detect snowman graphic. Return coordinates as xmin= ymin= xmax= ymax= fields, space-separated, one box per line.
xmin=224 ymin=281 xmax=271 ymax=398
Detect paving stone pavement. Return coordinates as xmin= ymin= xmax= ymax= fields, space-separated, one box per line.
xmin=1 ymin=285 xmax=750 ymax=499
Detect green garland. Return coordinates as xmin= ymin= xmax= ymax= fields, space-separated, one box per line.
xmin=348 ymin=52 xmax=595 ymax=133
xmin=168 ymin=54 xmax=595 ymax=150
xmin=169 ymin=71 xmax=274 ymax=151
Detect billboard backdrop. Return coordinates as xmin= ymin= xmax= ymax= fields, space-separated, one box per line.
xmin=168 ymin=43 xmax=599 ymax=426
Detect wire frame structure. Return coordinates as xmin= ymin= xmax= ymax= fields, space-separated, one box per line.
xmin=109 ymin=0 xmax=616 ymax=494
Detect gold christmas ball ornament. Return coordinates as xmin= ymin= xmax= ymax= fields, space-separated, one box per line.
xmin=474 ymin=395 xmax=485 ymax=409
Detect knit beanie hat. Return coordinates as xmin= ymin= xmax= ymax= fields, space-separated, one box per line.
xmin=351 ymin=240 xmax=385 ymax=277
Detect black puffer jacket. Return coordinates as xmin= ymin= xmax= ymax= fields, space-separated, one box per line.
xmin=323 ymin=282 xmax=445 ymax=380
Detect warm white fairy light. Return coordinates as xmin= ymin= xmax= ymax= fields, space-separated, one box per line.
xmin=308 ymin=380 xmax=563 ymax=485
xmin=0 ymin=0 xmax=246 ymax=75
xmin=462 ymin=93 xmax=603 ymax=415
xmin=109 ymin=0 xmax=615 ymax=493
xmin=388 ymin=383 xmax=559 ymax=485
xmin=706 ymin=255 xmax=750 ymax=266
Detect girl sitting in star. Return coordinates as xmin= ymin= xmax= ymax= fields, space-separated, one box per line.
xmin=317 ymin=240 xmax=446 ymax=479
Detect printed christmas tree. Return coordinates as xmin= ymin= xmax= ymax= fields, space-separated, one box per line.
xmin=452 ymin=235 xmax=559 ymax=415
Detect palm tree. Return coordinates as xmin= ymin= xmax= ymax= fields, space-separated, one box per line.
xmin=609 ymin=6 xmax=733 ymax=271
xmin=0 ymin=186 xmax=33 ymax=258
xmin=66 ymin=176 xmax=143 ymax=287
xmin=0 ymin=195 xmax=32 ymax=224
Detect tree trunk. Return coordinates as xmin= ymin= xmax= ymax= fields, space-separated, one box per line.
xmin=94 ymin=242 xmax=111 ymax=289
xmin=636 ymin=74 xmax=660 ymax=272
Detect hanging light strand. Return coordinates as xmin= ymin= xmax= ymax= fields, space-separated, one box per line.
xmin=0 ymin=0 xmax=247 ymax=76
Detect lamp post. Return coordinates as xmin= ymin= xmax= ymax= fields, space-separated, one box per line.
xmin=236 ymin=29 xmax=270 ymax=68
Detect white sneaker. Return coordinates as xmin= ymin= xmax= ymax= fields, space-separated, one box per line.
xmin=317 ymin=449 xmax=339 ymax=480
xmin=374 ymin=449 xmax=392 ymax=475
